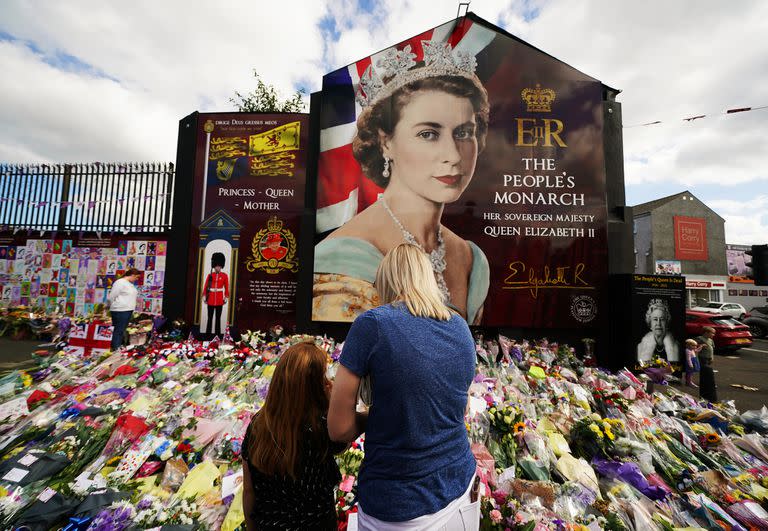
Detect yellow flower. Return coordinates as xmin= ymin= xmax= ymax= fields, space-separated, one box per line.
xmin=706 ymin=433 xmax=721 ymax=444
xmin=513 ymin=422 xmax=526 ymax=436
xmin=604 ymin=427 xmax=615 ymax=441
xmin=729 ymin=424 xmax=746 ymax=436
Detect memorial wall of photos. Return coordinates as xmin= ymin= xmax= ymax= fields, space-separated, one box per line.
xmin=0 ymin=238 xmax=167 ymax=315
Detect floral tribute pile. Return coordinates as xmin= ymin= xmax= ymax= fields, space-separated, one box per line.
xmin=0 ymin=307 xmax=61 ymax=340
xmin=468 ymin=338 xmax=768 ymax=530
xmin=0 ymin=305 xmax=156 ymax=345
xmin=1 ymin=330 xmax=768 ymax=530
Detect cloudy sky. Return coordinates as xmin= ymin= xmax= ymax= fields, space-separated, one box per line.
xmin=1 ymin=0 xmax=765 ymax=244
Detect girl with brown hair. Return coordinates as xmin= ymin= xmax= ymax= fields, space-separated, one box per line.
xmin=242 ymin=342 xmax=345 ymax=530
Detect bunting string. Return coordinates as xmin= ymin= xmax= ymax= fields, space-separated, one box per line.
xmin=0 ymin=193 xmax=170 ymax=209
xmin=623 ymin=104 xmax=768 ymax=128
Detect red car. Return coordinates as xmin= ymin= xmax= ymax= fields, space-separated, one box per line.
xmin=685 ymin=310 xmax=753 ymax=351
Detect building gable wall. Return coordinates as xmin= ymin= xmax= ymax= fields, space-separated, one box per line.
xmin=650 ymin=195 xmax=726 ymax=275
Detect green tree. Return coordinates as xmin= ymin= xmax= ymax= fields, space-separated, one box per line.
xmin=230 ymin=70 xmax=306 ymax=112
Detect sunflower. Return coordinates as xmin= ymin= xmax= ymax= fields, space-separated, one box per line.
xmin=706 ymin=433 xmax=721 ymax=444
xmin=513 ymin=422 xmax=526 ymax=436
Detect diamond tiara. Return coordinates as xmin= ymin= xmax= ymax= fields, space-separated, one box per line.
xmin=355 ymin=39 xmax=478 ymax=108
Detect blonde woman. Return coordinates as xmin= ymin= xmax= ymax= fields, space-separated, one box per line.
xmin=328 ymin=244 xmax=478 ymax=530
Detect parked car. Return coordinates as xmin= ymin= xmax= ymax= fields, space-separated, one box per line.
xmin=685 ymin=309 xmax=753 ymax=351
xmin=744 ymin=308 xmax=768 ymax=339
xmin=691 ymin=302 xmax=748 ymax=320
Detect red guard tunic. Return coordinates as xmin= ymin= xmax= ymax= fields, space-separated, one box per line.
xmin=203 ymin=272 xmax=229 ymax=306
xmin=262 ymin=245 xmax=287 ymax=260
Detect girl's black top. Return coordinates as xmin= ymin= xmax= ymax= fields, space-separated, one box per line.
xmin=242 ymin=416 xmax=344 ymax=531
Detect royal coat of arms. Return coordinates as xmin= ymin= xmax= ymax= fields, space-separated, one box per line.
xmin=245 ymin=216 xmax=299 ymax=274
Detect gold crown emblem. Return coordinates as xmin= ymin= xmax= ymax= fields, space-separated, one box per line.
xmin=521 ymin=84 xmax=556 ymax=112
xmin=266 ymin=216 xmax=283 ymax=232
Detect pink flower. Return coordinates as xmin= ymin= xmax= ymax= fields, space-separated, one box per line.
xmin=490 ymin=509 xmax=502 ymax=524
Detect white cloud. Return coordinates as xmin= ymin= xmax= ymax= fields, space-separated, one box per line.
xmin=0 ymin=1 xmax=329 ymax=162
xmin=0 ymin=0 xmax=766 ymax=240
xmin=708 ymin=195 xmax=768 ymax=245
xmin=504 ymin=0 xmax=768 ymax=190
xmin=0 ymin=41 xmax=176 ymax=162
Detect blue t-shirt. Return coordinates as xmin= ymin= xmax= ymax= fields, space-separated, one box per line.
xmin=340 ymin=303 xmax=476 ymax=522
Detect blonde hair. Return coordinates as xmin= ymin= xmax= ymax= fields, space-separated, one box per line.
xmin=375 ymin=243 xmax=452 ymax=321
xmin=685 ymin=338 xmax=698 ymax=347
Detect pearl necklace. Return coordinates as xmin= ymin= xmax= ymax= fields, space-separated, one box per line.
xmin=380 ymin=195 xmax=450 ymax=302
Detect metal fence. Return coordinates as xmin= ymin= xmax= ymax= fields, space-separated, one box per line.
xmin=0 ymin=162 xmax=175 ymax=232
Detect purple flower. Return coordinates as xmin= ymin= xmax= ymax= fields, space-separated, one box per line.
xmin=99 ymin=388 xmax=132 ymax=399
xmin=644 ymin=367 xmax=670 ymax=385
xmin=32 ymin=368 xmax=52 ymax=382
xmin=87 ymin=505 xmax=133 ymax=531
xmin=59 ymin=317 xmax=72 ymax=336
xmin=256 ymin=380 xmax=270 ymax=400
xmin=137 ymin=498 xmax=152 ymax=510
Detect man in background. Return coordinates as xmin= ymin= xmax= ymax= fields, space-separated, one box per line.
xmin=696 ymin=326 xmax=717 ymax=401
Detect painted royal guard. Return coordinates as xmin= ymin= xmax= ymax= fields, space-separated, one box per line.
xmin=262 ymin=233 xmax=287 ymax=261
xmin=203 ymin=252 xmax=229 ymax=337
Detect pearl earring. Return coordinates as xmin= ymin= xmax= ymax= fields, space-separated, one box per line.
xmin=382 ymin=157 xmax=390 ymax=179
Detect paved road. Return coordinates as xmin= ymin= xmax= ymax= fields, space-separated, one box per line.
xmin=0 ymin=338 xmax=52 ymax=371
xmin=675 ymin=337 xmax=768 ymax=412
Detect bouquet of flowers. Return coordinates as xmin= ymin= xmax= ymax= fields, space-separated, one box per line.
xmin=486 ymin=405 xmax=520 ymax=471
xmin=638 ymin=357 xmax=675 ymax=385
xmin=336 ymin=446 xmax=364 ymax=478
xmin=569 ymin=416 xmax=626 ymax=460
xmin=479 ymin=489 xmax=516 ymax=531
xmin=133 ymin=496 xmax=200 ymax=528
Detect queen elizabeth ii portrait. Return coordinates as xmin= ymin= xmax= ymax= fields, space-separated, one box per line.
xmin=313 ymin=40 xmax=490 ymax=324
xmin=637 ymin=298 xmax=680 ymax=363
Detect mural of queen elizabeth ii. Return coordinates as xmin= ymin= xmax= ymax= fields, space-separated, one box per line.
xmin=313 ymin=39 xmax=490 ymax=324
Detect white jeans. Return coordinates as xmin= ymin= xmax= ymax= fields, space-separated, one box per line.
xmin=354 ymin=477 xmax=479 ymax=531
